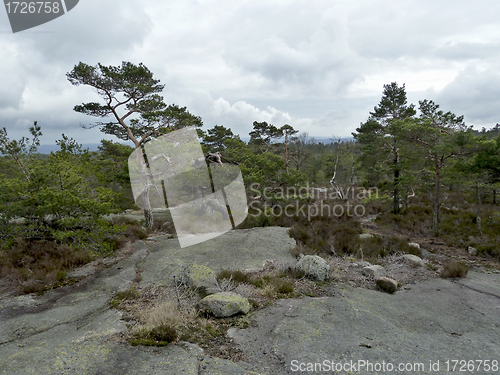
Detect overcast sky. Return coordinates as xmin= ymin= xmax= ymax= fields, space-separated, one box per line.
xmin=1 ymin=0 xmax=500 ymax=146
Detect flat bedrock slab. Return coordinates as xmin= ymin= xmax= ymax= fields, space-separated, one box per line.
xmin=231 ymin=271 xmax=500 ymax=375
xmin=139 ymin=227 xmax=296 ymax=284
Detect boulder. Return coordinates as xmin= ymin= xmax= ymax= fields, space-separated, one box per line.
xmin=296 ymin=255 xmax=330 ymax=281
xmin=376 ymin=277 xmax=398 ymax=294
xmin=468 ymin=246 xmax=478 ymax=256
xmin=399 ymin=254 xmax=425 ymax=268
xmin=182 ymin=264 xmax=215 ymax=289
xmin=362 ymin=265 xmax=386 ymax=279
xmin=198 ymin=292 xmax=251 ymax=317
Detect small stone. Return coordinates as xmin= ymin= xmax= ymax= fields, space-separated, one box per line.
xmin=420 ymin=249 xmax=430 ymax=258
xmin=359 ymin=233 xmax=374 ymax=240
xmin=468 ymin=246 xmax=478 ymax=256
xmin=198 ymin=292 xmax=251 ymax=317
xmin=376 ymin=277 xmax=398 ymax=294
xmin=355 ymin=261 xmax=372 ymax=268
xmin=399 ymin=254 xmax=425 ymax=267
xmin=362 ymin=265 xmax=386 ymax=279
xmin=182 ymin=264 xmax=215 ymax=289
xmin=296 ymin=255 xmax=330 ymax=281
xmin=408 ymin=243 xmax=420 ymax=249
xmin=177 ymin=341 xmax=204 ymax=355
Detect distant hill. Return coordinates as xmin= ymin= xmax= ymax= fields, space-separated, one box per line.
xmin=36 ymin=136 xmax=355 ymax=155
xmin=473 ymin=124 xmax=500 ymax=139
xmin=37 ymin=143 xmax=106 ymax=154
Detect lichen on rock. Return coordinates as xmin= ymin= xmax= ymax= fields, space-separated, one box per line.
xmin=198 ymin=292 xmax=251 ymax=317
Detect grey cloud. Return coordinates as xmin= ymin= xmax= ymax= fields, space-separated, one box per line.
xmin=219 ymin=3 xmax=361 ymax=95
xmin=435 ymin=67 xmax=500 ymax=127
xmin=2 ymin=0 xmax=500 ymax=144
xmin=432 ymin=42 xmax=500 ymax=61
xmin=348 ymin=0 xmax=500 ymax=59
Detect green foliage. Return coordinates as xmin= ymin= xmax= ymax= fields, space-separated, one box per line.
xmin=249 ymin=274 xmax=295 ymax=295
xmin=248 ymin=121 xmax=283 ymax=153
xmin=68 ymin=61 xmax=203 ymax=230
xmin=96 ymin=140 xmax=135 ymax=210
xmin=202 ymin=125 xmax=240 ymax=153
xmin=472 ymin=135 xmax=500 ymax=184
xmin=67 ymin=61 xmax=202 ymax=147
xmin=131 ymin=324 xmax=178 ymax=346
xmin=0 ymin=127 xmax=127 ymax=276
xmin=0 ymin=121 xmax=42 ymax=181
xmin=216 ymin=269 xmax=251 ymax=284
xmin=1 ymin=134 xmax=118 ymax=226
xmin=354 ymin=82 xmax=416 ymax=213
xmin=376 ymin=204 xmax=433 ymax=235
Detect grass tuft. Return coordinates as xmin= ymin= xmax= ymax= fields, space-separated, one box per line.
xmin=440 ymin=261 xmax=468 ymax=279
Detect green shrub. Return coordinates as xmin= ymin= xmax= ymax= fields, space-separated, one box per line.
xmin=131 ymin=324 xmax=178 ymax=346
xmin=274 ymin=279 xmax=294 ymax=294
xmin=250 ymin=274 xmax=295 ymax=295
xmin=216 ymin=269 xmax=250 ymax=284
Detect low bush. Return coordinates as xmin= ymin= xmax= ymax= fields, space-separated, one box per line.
xmin=376 ymin=205 xmax=433 ymax=236
xmin=250 ymin=274 xmax=295 ymax=295
xmin=440 ymin=261 xmax=468 ymax=278
xmin=288 ymin=215 xmax=362 ymax=255
xmin=359 ymin=235 xmax=421 ymax=262
xmin=216 ymin=269 xmax=250 ymax=285
xmin=0 ymin=238 xmax=90 ymax=294
xmin=131 ymin=324 xmax=178 ymax=346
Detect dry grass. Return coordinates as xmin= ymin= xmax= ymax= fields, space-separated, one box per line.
xmin=440 ymin=261 xmax=468 ymax=278
xmin=132 ymin=300 xmax=184 ymax=333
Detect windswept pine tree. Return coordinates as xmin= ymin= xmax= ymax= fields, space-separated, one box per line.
xmin=67 ymin=61 xmax=202 ymax=228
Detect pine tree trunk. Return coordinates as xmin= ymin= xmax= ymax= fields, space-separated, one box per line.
xmin=432 ymin=156 xmax=440 ymax=234
xmin=144 ymin=208 xmax=154 ymax=230
xmin=141 ymin=163 xmax=154 ymax=230
xmin=393 ymin=152 xmax=400 ymax=214
xmin=476 ymin=183 xmax=482 ymax=236
xmin=285 ymin=134 xmax=289 ymax=174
